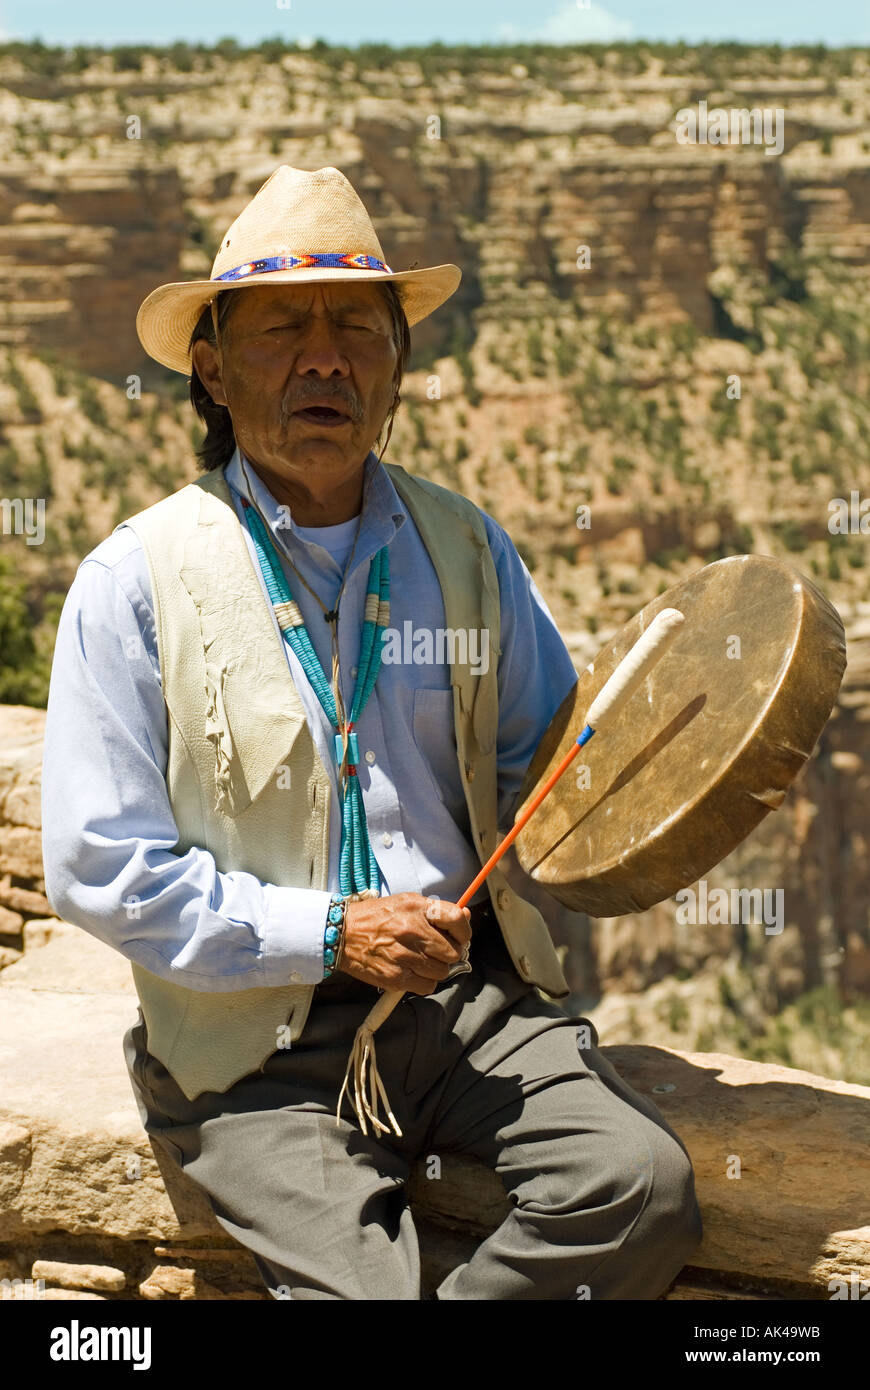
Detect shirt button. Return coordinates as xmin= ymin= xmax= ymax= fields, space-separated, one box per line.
xmin=381 ymin=832 xmax=393 ymax=847
xmin=289 ymin=971 xmax=302 ymax=983
xmin=351 ymin=667 xmax=358 ymax=678
xmin=497 ymin=889 xmax=510 ymax=910
xmin=519 ymin=955 xmax=531 ymax=977
xmin=365 ymin=750 xmax=376 ymax=765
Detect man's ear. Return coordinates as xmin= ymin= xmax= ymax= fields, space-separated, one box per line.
xmin=191 ymin=337 xmax=228 ymax=407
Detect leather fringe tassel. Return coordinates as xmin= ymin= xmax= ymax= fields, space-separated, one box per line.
xmin=336 ymin=993 xmax=404 ymax=1137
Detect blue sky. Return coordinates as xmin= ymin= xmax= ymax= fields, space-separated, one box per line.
xmin=0 ymin=0 xmax=866 ymax=47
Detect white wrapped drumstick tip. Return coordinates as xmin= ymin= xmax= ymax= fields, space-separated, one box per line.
xmin=584 ymin=607 xmax=684 ymax=729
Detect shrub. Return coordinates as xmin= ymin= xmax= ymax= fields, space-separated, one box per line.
xmin=0 ymin=551 xmax=40 ymax=703
xmin=773 ymin=519 xmax=808 ymax=552
xmin=78 ymin=379 xmax=108 ymax=428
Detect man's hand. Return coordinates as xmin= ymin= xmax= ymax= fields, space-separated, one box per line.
xmin=338 ymin=892 xmax=472 ymax=995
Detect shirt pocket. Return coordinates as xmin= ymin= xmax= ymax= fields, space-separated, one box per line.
xmin=411 ymin=686 xmax=456 ymax=807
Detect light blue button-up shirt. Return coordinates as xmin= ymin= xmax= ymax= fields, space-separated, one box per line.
xmin=41 ymin=445 xmax=578 ymax=991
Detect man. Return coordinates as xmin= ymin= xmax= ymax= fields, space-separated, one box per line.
xmin=42 ymin=165 xmax=702 ymax=1299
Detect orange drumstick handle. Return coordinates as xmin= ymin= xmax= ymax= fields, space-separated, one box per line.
xmin=457 ymin=734 xmax=590 ymax=908
xmin=338 ymin=725 xmax=594 ymax=1126
xmin=357 ymin=733 xmax=591 ymax=1039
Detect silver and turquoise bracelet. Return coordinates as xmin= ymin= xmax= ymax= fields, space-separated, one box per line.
xmin=323 ymin=895 xmax=348 ymax=978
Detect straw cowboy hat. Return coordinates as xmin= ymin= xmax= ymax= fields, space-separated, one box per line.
xmin=136 ymin=164 xmax=463 ymax=375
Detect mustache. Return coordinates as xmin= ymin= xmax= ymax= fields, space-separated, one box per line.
xmin=280 ymin=385 xmax=363 ymax=422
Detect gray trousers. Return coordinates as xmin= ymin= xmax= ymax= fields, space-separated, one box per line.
xmin=123 ymin=918 xmax=702 ymax=1300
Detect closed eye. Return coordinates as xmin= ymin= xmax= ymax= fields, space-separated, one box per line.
xmin=266 ymin=321 xmax=374 ymax=333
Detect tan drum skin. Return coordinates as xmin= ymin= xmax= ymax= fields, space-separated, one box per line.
xmin=512 ymin=555 xmax=847 ymax=917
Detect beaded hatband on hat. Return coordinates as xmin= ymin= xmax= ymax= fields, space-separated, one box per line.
xmin=136 ymin=164 xmax=462 ymax=374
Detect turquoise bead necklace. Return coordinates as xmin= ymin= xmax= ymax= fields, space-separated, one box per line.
xmin=237 ymin=466 xmax=389 ymax=897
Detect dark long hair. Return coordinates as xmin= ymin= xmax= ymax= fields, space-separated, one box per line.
xmin=186 ymin=282 xmax=411 ymax=472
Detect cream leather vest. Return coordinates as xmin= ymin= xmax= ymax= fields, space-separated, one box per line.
xmin=121 ymin=461 xmax=568 ymax=1100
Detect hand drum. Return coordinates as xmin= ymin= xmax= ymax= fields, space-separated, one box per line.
xmin=512 ymin=555 xmax=847 ymax=916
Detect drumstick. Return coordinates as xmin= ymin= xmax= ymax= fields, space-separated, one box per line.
xmin=337 ymin=605 xmax=685 ymax=1136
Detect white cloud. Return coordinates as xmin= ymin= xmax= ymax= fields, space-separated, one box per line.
xmin=498 ymin=2 xmax=635 ymax=44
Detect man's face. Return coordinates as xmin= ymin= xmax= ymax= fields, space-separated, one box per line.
xmin=193 ymin=280 xmax=398 ymax=486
